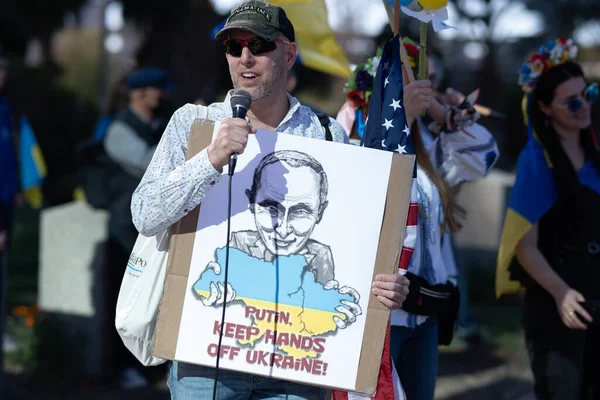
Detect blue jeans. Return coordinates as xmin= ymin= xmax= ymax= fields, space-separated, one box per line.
xmin=390 ymin=317 xmax=438 ymax=400
xmin=168 ymin=361 xmax=326 ymax=400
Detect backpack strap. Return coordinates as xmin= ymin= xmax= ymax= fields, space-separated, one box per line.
xmin=316 ymin=112 xmax=333 ymax=142
xmin=195 ymin=104 xmax=208 ymax=120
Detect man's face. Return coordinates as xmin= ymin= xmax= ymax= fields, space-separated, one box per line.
xmin=226 ymin=29 xmax=292 ymax=103
xmin=142 ymin=87 xmax=163 ymax=110
xmin=252 ymin=161 xmax=322 ymax=256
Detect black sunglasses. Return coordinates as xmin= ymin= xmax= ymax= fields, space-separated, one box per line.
xmin=562 ymin=83 xmax=599 ymax=114
xmin=223 ymin=38 xmax=288 ymax=57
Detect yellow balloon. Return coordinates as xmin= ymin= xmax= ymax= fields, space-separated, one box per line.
xmin=419 ymin=0 xmax=448 ymax=9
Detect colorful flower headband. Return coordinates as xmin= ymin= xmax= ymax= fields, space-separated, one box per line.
xmin=344 ymin=40 xmax=421 ymax=110
xmin=344 ymin=49 xmax=382 ymax=109
xmin=402 ymin=37 xmax=419 ymax=70
xmin=518 ymin=38 xmax=578 ymax=93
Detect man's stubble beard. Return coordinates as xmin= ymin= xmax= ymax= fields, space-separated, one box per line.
xmin=232 ymin=55 xmax=286 ymax=103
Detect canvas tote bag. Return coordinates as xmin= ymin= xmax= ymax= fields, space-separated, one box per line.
xmin=114 ymin=105 xmax=209 ymax=366
xmin=115 ymin=228 xmax=171 ymax=366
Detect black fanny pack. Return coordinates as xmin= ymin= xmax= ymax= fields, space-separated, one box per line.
xmin=401 ymin=272 xmax=460 ymax=345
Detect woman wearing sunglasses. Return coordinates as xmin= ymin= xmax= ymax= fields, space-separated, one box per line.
xmin=496 ymin=38 xmax=600 ymax=399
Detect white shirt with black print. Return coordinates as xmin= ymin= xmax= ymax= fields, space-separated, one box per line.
xmin=131 ymin=91 xmax=348 ymax=237
xmin=391 ymin=121 xmax=499 ymax=328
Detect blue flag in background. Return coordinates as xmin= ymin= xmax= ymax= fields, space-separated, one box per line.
xmin=210 ymin=18 xmax=227 ymax=40
xmin=0 ymin=97 xmax=18 ymax=212
xmin=19 ymin=116 xmax=46 ymax=209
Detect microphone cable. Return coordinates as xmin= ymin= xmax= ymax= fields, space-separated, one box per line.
xmin=213 ymin=89 xmax=249 ymax=399
xmin=212 ymin=156 xmax=237 ymax=400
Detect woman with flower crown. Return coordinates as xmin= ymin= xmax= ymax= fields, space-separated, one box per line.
xmin=496 ymin=38 xmax=600 ymax=399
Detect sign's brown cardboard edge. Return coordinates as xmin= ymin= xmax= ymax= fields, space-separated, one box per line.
xmin=153 ymin=124 xmax=416 ymax=394
xmin=153 ymin=119 xmax=215 ymax=360
xmin=355 ymin=154 xmax=415 ymax=396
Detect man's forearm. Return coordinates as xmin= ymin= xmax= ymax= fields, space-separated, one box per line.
xmin=131 ymin=148 xmax=222 ymax=236
xmin=130 ymin=104 xmax=224 ymax=236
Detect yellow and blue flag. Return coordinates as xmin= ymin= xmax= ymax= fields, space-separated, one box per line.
xmin=269 ymin=0 xmax=351 ymax=78
xmin=495 ymin=96 xmax=600 ymax=297
xmin=211 ymin=1 xmax=351 ymax=78
xmin=19 ymin=116 xmax=47 ymax=209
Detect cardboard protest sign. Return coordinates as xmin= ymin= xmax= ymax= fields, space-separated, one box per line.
xmin=154 ymin=119 xmax=414 ymax=395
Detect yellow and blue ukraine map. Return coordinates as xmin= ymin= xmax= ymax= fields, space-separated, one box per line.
xmin=193 ymin=247 xmax=354 ymax=358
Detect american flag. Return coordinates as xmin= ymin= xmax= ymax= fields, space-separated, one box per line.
xmin=332 ymin=35 xmax=414 ymax=400
xmin=360 ymin=34 xmax=418 ymax=274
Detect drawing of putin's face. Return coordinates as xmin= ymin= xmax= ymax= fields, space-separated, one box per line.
xmin=247 ymin=151 xmax=328 ymax=257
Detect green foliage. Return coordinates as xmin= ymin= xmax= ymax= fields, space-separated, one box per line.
xmin=4 ymin=315 xmax=39 ymax=372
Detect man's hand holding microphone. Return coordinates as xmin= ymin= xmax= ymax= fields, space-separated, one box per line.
xmin=208 ymin=90 xmax=255 ymax=173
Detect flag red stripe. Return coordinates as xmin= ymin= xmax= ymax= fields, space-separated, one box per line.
xmin=332 ymin=326 xmax=395 ymax=400
xmin=373 ymin=327 xmax=395 ymax=399
xmin=406 ymin=203 xmax=418 ymax=227
xmin=398 ymin=247 xmax=414 ymax=271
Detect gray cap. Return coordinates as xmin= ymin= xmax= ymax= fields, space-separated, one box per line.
xmin=215 ymin=0 xmax=295 ymax=42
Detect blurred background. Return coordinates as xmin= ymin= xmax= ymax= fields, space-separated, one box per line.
xmin=1 ymin=0 xmax=599 ymax=399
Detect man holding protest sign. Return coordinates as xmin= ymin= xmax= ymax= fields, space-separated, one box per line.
xmin=131 ymin=1 xmax=410 ymax=398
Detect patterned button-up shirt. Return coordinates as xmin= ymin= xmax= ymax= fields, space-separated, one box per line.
xmin=131 ymin=91 xmax=349 ymax=237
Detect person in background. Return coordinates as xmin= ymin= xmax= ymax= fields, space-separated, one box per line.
xmin=0 ymin=45 xmax=19 ymax=392
xmin=93 ymin=78 xmax=129 ymax=142
xmin=413 ymin=40 xmax=492 ymax=349
xmin=336 ymin=52 xmax=381 ymax=145
xmin=388 ymin=40 xmax=499 ymax=400
xmin=102 ymin=67 xmax=170 ymax=390
xmin=497 ymin=38 xmax=600 ymax=399
xmin=0 ymin=48 xmax=18 ymax=257
xmin=336 ymin=36 xmax=498 ymax=399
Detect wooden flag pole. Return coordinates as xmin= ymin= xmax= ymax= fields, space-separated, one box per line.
xmin=383 ymin=1 xmax=416 ymax=83
xmin=418 ymin=22 xmax=428 ymax=80
xmin=394 ymin=0 xmax=400 ymax=36
xmin=384 ymin=1 xmax=397 ymax=36
xmin=398 ymin=37 xmax=416 ymax=82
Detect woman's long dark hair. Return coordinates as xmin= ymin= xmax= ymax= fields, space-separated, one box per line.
xmin=412 ymin=120 xmax=465 ymax=232
xmin=528 ymin=61 xmax=600 ymax=203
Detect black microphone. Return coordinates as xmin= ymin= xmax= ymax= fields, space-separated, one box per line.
xmin=213 ymin=89 xmax=252 ymax=400
xmin=229 ymin=90 xmax=252 ymax=176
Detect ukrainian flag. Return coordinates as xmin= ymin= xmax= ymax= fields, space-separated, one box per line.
xmin=496 ymin=96 xmax=600 ymax=297
xmin=193 ymin=247 xmax=353 ymax=358
xmin=270 ymin=0 xmax=352 ymax=78
xmin=19 ymin=116 xmax=47 ymax=209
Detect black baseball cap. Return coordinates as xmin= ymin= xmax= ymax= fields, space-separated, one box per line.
xmin=215 ymin=1 xmax=295 ymax=43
